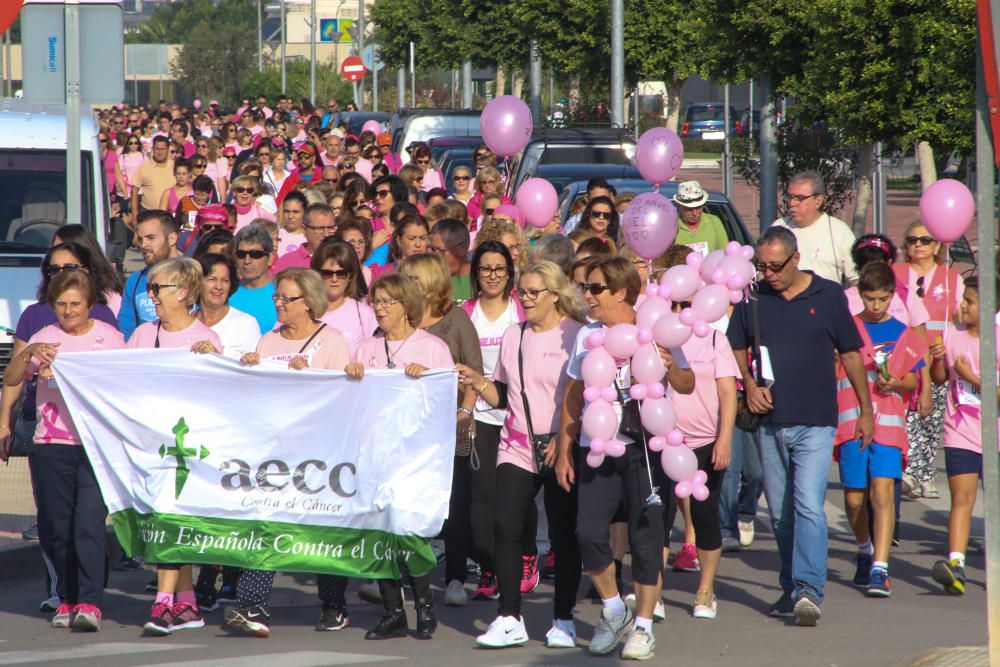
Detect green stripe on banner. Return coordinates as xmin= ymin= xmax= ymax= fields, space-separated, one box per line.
xmin=111 ymin=509 xmax=437 ymax=578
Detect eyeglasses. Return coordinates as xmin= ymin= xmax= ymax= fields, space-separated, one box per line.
xmin=375 ymin=189 xmax=392 ymax=199
xmin=483 ymin=208 xmax=496 ymax=215
xmin=916 ymin=275 xmax=925 ymax=298
xmin=46 ymin=263 xmax=83 ymax=276
xmin=258 ymin=151 xmax=270 ymax=157
xmin=505 ymin=243 xmax=521 ymax=254
xmin=581 ymin=282 xmax=610 ymax=295
xmin=196 ymin=143 xmax=208 ymax=148
xmin=371 ymin=297 xmax=399 ymax=309
xmin=632 ymin=259 xmax=649 ymax=270
xmin=235 ymin=249 xmax=268 ymax=260
xmin=271 ymin=293 xmax=304 ymax=305
xmin=906 ymin=235 xmax=935 ymax=247
xmin=785 ymin=193 xmax=820 ymax=203
xmin=482 ymin=178 xmax=499 ymax=186
xmin=304 ymin=223 xmax=337 ymax=234
xmin=591 ymin=210 xmax=612 ymax=220
xmin=478 ymin=265 xmax=509 ymax=278
xmin=454 ymin=175 xmax=471 ymax=181
xmin=754 ymin=254 xmax=795 ymax=274
xmin=416 ymin=158 xmax=430 ymax=165
xmin=319 ymin=268 xmax=352 ymax=280
xmin=233 ymin=187 xmax=255 ymax=195
xmin=516 ymin=287 xmax=549 ymax=300
xmin=225 ymin=155 xmax=237 ymax=160
xmin=146 ymin=283 xmax=177 ymax=296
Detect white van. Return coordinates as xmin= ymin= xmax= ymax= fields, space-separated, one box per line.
xmin=0 ymin=99 xmax=108 ymax=369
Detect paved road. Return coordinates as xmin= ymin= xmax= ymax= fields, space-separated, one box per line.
xmin=0 ymin=461 xmax=987 ymax=667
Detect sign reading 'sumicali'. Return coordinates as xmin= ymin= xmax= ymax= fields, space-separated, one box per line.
xmin=53 ymin=349 xmax=458 ymax=578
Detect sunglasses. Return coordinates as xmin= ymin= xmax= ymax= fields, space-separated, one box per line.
xmin=199 ymin=223 xmax=225 ymax=233
xmin=225 ymin=154 xmax=236 ymax=159
xmin=233 ymin=187 xmax=255 ymax=194
xmin=416 ymin=158 xmax=430 ymax=165
xmin=319 ymin=268 xmax=352 ymax=280
xmin=916 ymin=275 xmax=925 ymax=298
xmin=591 ymin=210 xmax=612 ymax=220
xmin=483 ymin=207 xmax=496 ymax=215
xmin=46 ymin=263 xmax=83 ymax=276
xmin=235 ymin=249 xmax=268 ymax=259
xmin=906 ymin=235 xmax=935 ymax=246
xmin=754 ymin=254 xmax=795 ymax=274
xmin=454 ymin=175 xmax=471 ymax=181
xmin=146 ymin=283 xmax=177 ymax=296
xmin=258 ymin=151 xmax=271 ymax=157
xmin=375 ymin=189 xmax=392 ymax=199
xmin=581 ymin=282 xmax=610 ymax=295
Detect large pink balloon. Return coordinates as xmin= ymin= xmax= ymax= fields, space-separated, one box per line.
xmin=636 ymin=296 xmax=671 ymax=331
xmin=660 ymin=264 xmax=700 ymax=301
xmin=699 ymin=249 xmax=727 ymax=282
xmin=582 ymin=400 xmax=619 ymax=441
xmin=636 ymin=127 xmax=685 ymax=185
xmin=652 ymin=312 xmax=692 ymax=349
xmin=640 ymin=397 xmax=676 ymax=436
xmin=621 ymin=192 xmax=678 ymax=260
xmin=919 ymin=178 xmax=975 ymax=243
xmin=630 ymin=343 xmax=665 ymax=385
xmin=362 ymin=119 xmax=382 ymax=135
xmin=581 ymin=347 xmax=616 ymax=388
xmin=691 ymin=284 xmax=730 ymax=323
xmin=717 ymin=256 xmax=754 ymax=285
xmin=660 ymin=444 xmax=697 ymax=482
xmin=604 ymin=323 xmax=641 ymax=359
xmin=480 ymin=95 xmax=533 ymax=157
xmin=516 ymin=178 xmax=558 ymax=228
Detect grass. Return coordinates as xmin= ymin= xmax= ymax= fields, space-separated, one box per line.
xmin=685 ymin=152 xmax=721 ymax=160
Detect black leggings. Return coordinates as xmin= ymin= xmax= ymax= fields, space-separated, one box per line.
xmin=469 ymin=421 xmax=501 ymax=572
xmin=658 ymin=442 xmax=725 ymax=551
xmin=577 ymin=443 xmax=664 ymax=586
xmin=443 ymin=455 xmax=471 ymax=583
xmin=494 ymin=457 xmax=580 ymax=620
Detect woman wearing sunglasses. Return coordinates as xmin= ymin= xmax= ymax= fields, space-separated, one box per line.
xmin=114 ymin=133 xmax=145 ymax=206
xmin=576 ymin=196 xmax=620 ymax=245
xmin=412 ymin=145 xmax=444 ymax=192
xmin=894 ymin=222 xmax=964 ymax=501
xmin=230 ymin=176 xmax=277 ymax=232
xmin=311 ymin=239 xmax=376 ymax=355
xmin=450 ymin=166 xmax=474 ymax=205
xmin=467 ymin=167 xmax=511 ymax=222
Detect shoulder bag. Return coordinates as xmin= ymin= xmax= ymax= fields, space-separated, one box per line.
xmin=518 ymin=323 xmax=556 ymax=476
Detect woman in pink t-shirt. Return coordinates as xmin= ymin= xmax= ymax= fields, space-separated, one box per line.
xmin=115 ymin=133 xmax=145 ymax=199
xmin=1 ymin=271 xmax=126 ymax=631
xmin=231 ymin=175 xmax=277 ymax=232
xmin=311 ymin=240 xmax=376 ymax=356
xmin=455 ymin=261 xmax=588 ymax=648
xmin=346 ymin=274 xmax=452 ymax=641
xmin=127 ymin=258 xmax=221 ymax=636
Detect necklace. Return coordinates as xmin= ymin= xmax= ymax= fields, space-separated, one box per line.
xmin=383 ymin=331 xmax=414 ymax=369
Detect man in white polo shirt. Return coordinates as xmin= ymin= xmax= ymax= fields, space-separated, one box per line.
xmin=772 ymin=171 xmax=857 ymax=286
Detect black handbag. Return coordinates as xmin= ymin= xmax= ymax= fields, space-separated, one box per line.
xmin=8 ymin=392 xmax=33 ymax=458
xmin=735 ymin=293 xmax=770 ymax=432
xmin=615 ymin=382 xmax=647 ymax=442
xmin=518 ymin=324 xmax=555 ymax=476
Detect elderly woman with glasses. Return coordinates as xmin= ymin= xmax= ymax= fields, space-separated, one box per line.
xmin=230 ymin=175 xmax=276 ymax=232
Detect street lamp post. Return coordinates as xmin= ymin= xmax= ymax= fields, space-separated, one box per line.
xmin=610 ymin=0 xmax=624 ymax=127
xmin=257 ymin=0 xmax=263 ymax=72
xmin=280 ymin=0 xmax=286 ymax=93
xmin=310 ymin=0 xmax=317 ymax=105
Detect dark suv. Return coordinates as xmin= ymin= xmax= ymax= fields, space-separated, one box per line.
xmin=681 ymin=103 xmax=739 ymax=140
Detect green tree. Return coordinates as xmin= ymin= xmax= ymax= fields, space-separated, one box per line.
xmin=243 ymin=61 xmax=354 ymax=107
xmin=173 ymin=20 xmax=256 ymax=105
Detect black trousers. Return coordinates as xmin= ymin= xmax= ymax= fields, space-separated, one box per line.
xmin=443 ymin=455 xmax=471 ymax=583
xmin=657 ymin=442 xmax=726 ymax=551
xmin=577 ymin=443 xmax=664 ymax=585
xmin=495 ymin=457 xmax=580 ymax=620
xmin=378 ymin=574 xmax=432 ymax=610
xmin=468 ymin=421 xmax=501 ymax=572
xmin=33 ymin=444 xmax=108 ymax=607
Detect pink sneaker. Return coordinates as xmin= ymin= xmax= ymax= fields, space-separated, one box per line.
xmin=71 ymin=603 xmax=102 ymax=631
xmin=673 ymin=543 xmax=701 ymax=572
xmin=473 ymin=571 xmax=499 ymax=600
xmin=51 ymin=603 xmax=72 ymax=628
xmin=170 ymin=602 xmax=205 ymax=630
xmin=520 ymin=554 xmax=540 ymax=594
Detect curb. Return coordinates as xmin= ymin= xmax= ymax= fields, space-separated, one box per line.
xmin=0 ymin=541 xmax=44 ymax=584
xmin=680 ymin=159 xmax=721 ymax=169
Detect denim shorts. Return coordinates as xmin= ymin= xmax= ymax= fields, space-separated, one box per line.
xmin=838 ymin=439 xmax=902 ymax=489
xmin=944 ymin=447 xmax=982 ymax=477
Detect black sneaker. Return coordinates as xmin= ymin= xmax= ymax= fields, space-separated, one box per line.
xmin=768 ymin=591 xmax=795 ymax=618
xmin=224 ymin=604 xmax=270 ymax=637
xmin=216 ymin=583 xmax=238 ymax=605
xmin=195 ymin=582 xmax=219 ymax=612
xmin=365 ymin=608 xmax=408 ymax=640
xmin=316 ymin=607 xmax=349 ymax=631
xmin=793 ymin=591 xmax=822 ymax=627
xmin=931 ymin=559 xmax=967 ymax=595
xmin=114 ymin=554 xmax=144 ymax=571
xmin=853 ymin=553 xmax=873 ymax=587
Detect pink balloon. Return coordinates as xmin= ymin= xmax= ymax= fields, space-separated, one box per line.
xmin=640 ymin=397 xmax=677 ymax=436
xmin=725 ymin=240 xmax=742 ymax=256
xmin=621 ymin=192 xmax=678 ymax=260
xmin=699 ymin=249 xmax=727 ymax=282
xmin=660 ymin=264 xmax=700 ymax=301
xmin=581 ymin=347 xmax=616 ymax=387
xmin=601 ymin=386 xmax=619 ymax=402
xmin=729 ymin=290 xmax=744 ymax=304
xmin=727 ymin=274 xmax=745 ymax=290
xmin=629 ymin=384 xmax=648 ymax=400
xmin=693 ymin=470 xmax=708 ymax=485
xmin=193 ymin=99 xmax=202 ymax=110
xmin=362 ymin=119 xmax=382 ymax=135
xmin=666 ymin=429 xmax=685 ymax=446
xmin=584 ymin=329 xmax=606 ymax=350
xmin=516 ymin=178 xmax=558 ymax=228
xmin=636 ymin=328 xmax=652 ymax=344
xmin=480 ymin=95 xmax=533 ymax=157
xmin=691 ymin=284 xmax=730 ymax=323
xmin=494 ymin=203 xmax=526 ymax=228
xmin=648 ymin=436 xmax=667 ymax=452
xmin=586 ymin=451 xmax=606 ymax=468
xmin=604 ymin=323 xmax=641 ymax=360
xmin=718 ymin=256 xmax=753 ymax=284
xmin=606 ymin=440 xmax=627 ymax=457
xmin=661 ymin=444 xmax=698 ymax=481
xmin=686 ymin=252 xmax=703 ymax=269
xmin=657 ymin=284 xmax=673 ymax=301
xmin=582 ymin=400 xmax=618 ymax=441
xmin=635 ymin=127 xmax=685 ymax=184
xmin=679 ymin=308 xmax=695 ymax=326
xmin=645 ymin=283 xmax=660 ymax=297
xmin=589 ymin=438 xmax=607 ymax=455
xmin=691 ymin=483 xmax=710 ymax=502
xmin=919 ymin=179 xmax=975 ymax=243
xmin=647 ymin=382 xmax=665 ymax=399
xmin=674 ymin=481 xmax=692 ymax=498
xmin=652 ymin=312 xmax=693 ymax=349
xmin=693 ymin=320 xmax=711 ymax=338
xmin=583 ymin=386 xmax=601 ymax=402
xmin=630 ymin=343 xmax=665 ymax=385
xmin=710 ymin=268 xmax=726 ymax=285
xmin=741 ymin=245 xmax=755 ymax=261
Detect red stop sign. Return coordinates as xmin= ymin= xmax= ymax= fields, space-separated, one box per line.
xmin=340 ymin=55 xmax=367 ymax=82
xmin=0 ymin=1 xmax=23 ymax=37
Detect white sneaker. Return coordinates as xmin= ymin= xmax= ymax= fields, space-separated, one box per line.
xmin=545 ymin=618 xmax=577 ymax=648
xmin=588 ymin=606 xmax=634 ymax=655
xmin=431 ymin=539 xmax=446 ymax=563
xmin=444 ymin=579 xmax=468 ymax=607
xmin=475 ymin=615 xmax=528 ymax=648
xmin=693 ymin=591 xmax=717 ymax=619
xmin=620 ymin=626 xmax=656 ymax=660
xmin=738 ymin=519 xmax=755 ymax=548
xmin=39 ymin=595 xmax=60 ymax=613
xmin=623 ymin=593 xmax=665 ymax=622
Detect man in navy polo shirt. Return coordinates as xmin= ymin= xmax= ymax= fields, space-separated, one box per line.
xmin=727 ymin=226 xmax=873 ymax=627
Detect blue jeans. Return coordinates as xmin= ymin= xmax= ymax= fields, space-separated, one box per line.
xmin=757 ymin=424 xmax=836 ymax=603
xmin=720 ymin=428 xmax=763 ymax=539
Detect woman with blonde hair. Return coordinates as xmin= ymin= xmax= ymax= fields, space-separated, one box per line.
xmin=398 ymin=253 xmax=484 ymax=607
xmin=468 ymin=166 xmax=511 ymax=221
xmin=456 ymin=261 xmax=588 ymax=648
xmin=230 ymin=175 xmax=276 ymax=231
xmin=476 ymin=217 xmax=528 ymax=272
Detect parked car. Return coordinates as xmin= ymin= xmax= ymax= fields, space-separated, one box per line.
xmin=681 ymin=103 xmax=739 ymax=140
xmin=508 ymin=128 xmax=637 ymax=195
xmin=335 ymin=111 xmax=391 ymax=137
xmin=438 ymin=146 xmax=503 ymax=195
xmin=427 ymin=136 xmax=483 ymax=163
xmin=389 ymin=109 xmax=481 ymax=164
xmin=527 ymin=163 xmax=642 ymax=199
xmin=557 ymin=178 xmax=753 ymax=247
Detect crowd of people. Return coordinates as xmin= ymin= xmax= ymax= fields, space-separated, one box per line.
xmin=0 ymin=94 xmax=995 ymax=661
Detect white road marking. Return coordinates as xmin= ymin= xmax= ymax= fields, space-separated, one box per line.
xmin=0 ymin=642 xmax=201 ymax=665
xmin=181 ymin=652 xmax=403 ymax=666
